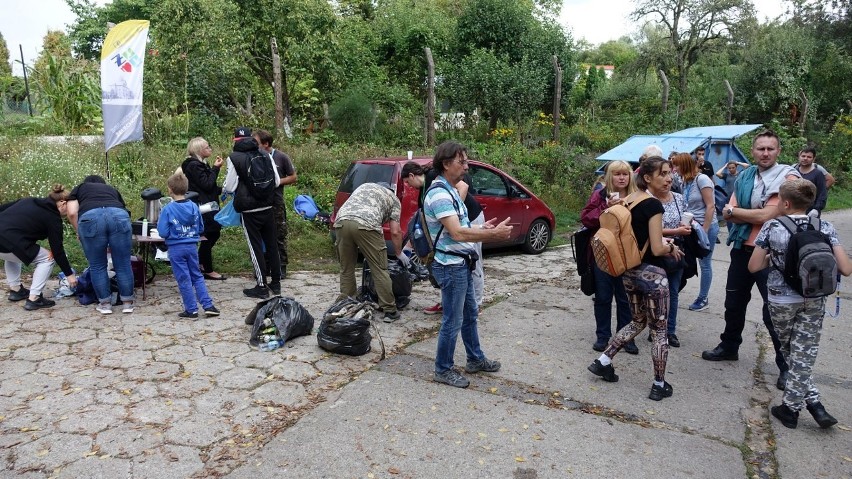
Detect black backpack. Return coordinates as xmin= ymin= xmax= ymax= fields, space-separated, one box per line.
xmin=245 ymin=151 xmax=276 ymax=201
xmin=772 ymin=216 xmax=837 ymax=298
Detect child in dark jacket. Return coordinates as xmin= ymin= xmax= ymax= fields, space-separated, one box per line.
xmin=157 ymin=173 xmax=219 ymax=318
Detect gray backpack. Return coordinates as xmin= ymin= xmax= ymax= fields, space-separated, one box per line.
xmin=772 ymin=216 xmax=837 ymax=298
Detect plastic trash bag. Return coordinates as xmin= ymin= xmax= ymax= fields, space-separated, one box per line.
xmin=245 ymin=296 xmax=315 ymax=347
xmin=359 ymin=258 xmax=412 ymax=309
xmin=317 ymin=297 xmax=377 ymax=356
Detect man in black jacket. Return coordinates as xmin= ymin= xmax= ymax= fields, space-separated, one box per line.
xmin=222 ymin=127 xmax=282 ymax=298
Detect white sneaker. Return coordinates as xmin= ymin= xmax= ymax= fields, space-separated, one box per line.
xmin=121 ymin=302 xmax=134 ymax=314
xmin=96 ymin=303 xmax=113 ymax=315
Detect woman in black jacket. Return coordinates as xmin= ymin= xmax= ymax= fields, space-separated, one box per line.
xmin=181 ymin=137 xmax=226 ymax=280
xmin=0 ymin=184 xmax=78 ymax=310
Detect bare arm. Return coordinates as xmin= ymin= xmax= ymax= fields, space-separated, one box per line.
xmin=280 ymin=172 xmax=297 ymax=186
xmin=715 ymin=166 xmax=726 ymax=179
xmin=439 ymin=215 xmax=512 ymax=243
xmin=648 ymin=213 xmax=682 ymax=258
xmin=748 ymin=247 xmax=770 ymax=273
xmin=389 ymin=221 xmax=404 ymax=256
xmin=724 ymin=194 xmax=783 ymax=225
xmin=700 ymin=185 xmax=715 ymax=232
xmin=825 ymin=172 xmax=836 ymax=188
xmin=66 ymin=200 xmax=80 ymax=231
xmin=834 ymin=245 xmax=852 ymax=276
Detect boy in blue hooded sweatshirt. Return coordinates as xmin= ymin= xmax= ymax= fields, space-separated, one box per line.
xmin=158 ymin=172 xmax=220 ymax=318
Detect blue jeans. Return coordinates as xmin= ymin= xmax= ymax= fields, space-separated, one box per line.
xmin=667 ymin=267 xmax=683 ymax=335
xmin=592 ymin=263 xmax=631 ymax=342
xmin=169 ymin=242 xmax=213 ymax=313
xmin=433 ymin=262 xmax=485 ymax=374
xmin=78 ymin=207 xmax=134 ymax=303
xmin=696 ymin=221 xmax=720 ymax=302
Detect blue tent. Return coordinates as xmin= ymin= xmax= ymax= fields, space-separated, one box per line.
xmin=597 ymin=124 xmax=763 ymax=175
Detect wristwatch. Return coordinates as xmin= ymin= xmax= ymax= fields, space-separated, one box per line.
xmin=726 ymin=207 xmax=734 ymax=217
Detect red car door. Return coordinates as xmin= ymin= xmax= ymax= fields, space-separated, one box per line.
xmin=467 ymin=164 xmax=528 ymax=246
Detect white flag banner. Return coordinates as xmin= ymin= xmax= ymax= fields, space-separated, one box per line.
xmin=101 ymin=20 xmax=149 ymax=152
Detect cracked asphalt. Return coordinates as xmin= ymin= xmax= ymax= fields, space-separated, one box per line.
xmin=1 ymin=212 xmax=851 ymax=478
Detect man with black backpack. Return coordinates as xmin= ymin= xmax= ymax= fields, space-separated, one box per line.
xmin=223 ymin=127 xmax=282 ymax=299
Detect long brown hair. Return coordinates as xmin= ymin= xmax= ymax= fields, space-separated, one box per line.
xmin=671 ymin=153 xmax=698 ymax=183
xmin=47 ymin=184 xmax=68 ymax=202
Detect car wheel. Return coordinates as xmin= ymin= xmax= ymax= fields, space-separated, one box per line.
xmin=522 ymin=219 xmax=550 ymax=254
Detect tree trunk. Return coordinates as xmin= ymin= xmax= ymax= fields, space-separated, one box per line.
xmin=270 ymin=38 xmax=287 ymax=139
xmin=424 ymin=47 xmax=435 ymax=148
xmin=658 ymin=70 xmax=669 ymax=116
xmin=799 ymin=89 xmax=809 ymax=135
xmin=552 ymin=55 xmax=562 ymax=143
xmin=724 ymin=79 xmax=734 ymax=124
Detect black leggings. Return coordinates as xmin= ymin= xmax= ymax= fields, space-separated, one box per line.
xmin=198 ymin=211 xmax=221 ymax=273
xmin=604 ymin=264 xmax=670 ymax=383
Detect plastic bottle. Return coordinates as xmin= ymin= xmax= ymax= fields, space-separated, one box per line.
xmin=414 ymin=224 xmax=424 ymax=240
xmin=259 ymin=339 xmax=284 ymax=352
xmin=199 ymin=201 xmax=220 ymax=214
xmin=141 ymin=218 xmax=149 ymax=237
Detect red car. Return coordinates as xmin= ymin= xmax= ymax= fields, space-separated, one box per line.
xmin=331 ymin=156 xmax=555 ymax=254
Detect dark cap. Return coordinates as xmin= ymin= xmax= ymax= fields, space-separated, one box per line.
xmin=234 ymin=127 xmax=252 ymax=139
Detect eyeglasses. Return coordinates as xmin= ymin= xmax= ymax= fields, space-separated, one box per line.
xmin=456 ymin=157 xmax=469 ymax=166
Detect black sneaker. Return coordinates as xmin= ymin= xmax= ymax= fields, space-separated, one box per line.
xmin=383 ymin=310 xmax=401 ymax=323
xmin=806 ymin=401 xmax=837 ymax=428
xmin=649 ymin=381 xmax=674 ymax=401
xmin=243 ymin=285 xmax=269 ymax=299
xmin=465 ymin=358 xmax=501 ymax=373
xmin=269 ymin=282 xmax=281 ymax=296
xmin=587 ymin=359 xmax=619 ymax=382
xmin=178 ymin=311 xmax=199 ymax=319
xmin=433 ymin=370 xmax=470 ymax=388
xmin=204 ymin=306 xmax=220 ymax=317
xmin=701 ymin=346 xmax=738 ymax=361
xmin=771 ymin=404 xmax=799 ymax=429
xmin=8 ymin=286 xmax=29 ymax=302
xmin=667 ymin=334 xmax=681 ymax=348
xmin=624 ymin=341 xmax=639 ymax=355
xmin=23 ymin=294 xmax=55 ymax=311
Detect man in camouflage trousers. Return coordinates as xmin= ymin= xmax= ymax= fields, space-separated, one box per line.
xmin=747 ymin=179 xmax=852 ymax=429
xmin=333 ymin=182 xmax=409 ymax=322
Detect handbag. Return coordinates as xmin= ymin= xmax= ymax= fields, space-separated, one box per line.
xmin=214 ymin=195 xmax=241 ymax=227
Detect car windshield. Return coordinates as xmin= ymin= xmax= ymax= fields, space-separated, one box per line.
xmin=337 ymin=163 xmax=395 ymax=194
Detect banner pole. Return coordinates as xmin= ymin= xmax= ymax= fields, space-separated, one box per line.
xmin=105 ymin=151 xmax=111 ymax=181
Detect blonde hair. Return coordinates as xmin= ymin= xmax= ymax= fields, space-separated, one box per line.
xmin=603 ymin=160 xmax=637 ymax=195
xmin=186 ymin=137 xmax=208 ymax=159
xmin=779 ymin=179 xmax=816 ymax=210
xmin=168 ymin=172 xmax=189 ymax=195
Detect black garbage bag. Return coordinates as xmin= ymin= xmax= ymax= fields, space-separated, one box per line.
xmin=317 ymin=297 xmax=380 ymax=357
xmin=245 ymin=296 xmax=315 ymax=347
xmin=359 ymin=258 xmax=412 ymax=309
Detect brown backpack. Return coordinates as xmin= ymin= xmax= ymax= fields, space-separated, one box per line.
xmin=591 ymin=192 xmax=651 ymax=276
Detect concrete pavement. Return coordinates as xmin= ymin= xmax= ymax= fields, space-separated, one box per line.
xmin=1 ymin=212 xmax=851 ymax=478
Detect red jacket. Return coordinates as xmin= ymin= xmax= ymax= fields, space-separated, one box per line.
xmin=580 ymin=188 xmax=608 ymax=230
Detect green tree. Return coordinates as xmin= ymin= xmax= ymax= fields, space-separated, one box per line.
xmin=147 ymin=0 xmax=243 ymax=134
xmin=447 ymin=0 xmax=573 ymax=129
xmin=66 ymin=0 xmax=154 ymax=59
xmin=631 ymin=0 xmax=754 ymax=109
xmin=0 ymin=32 xmax=11 ymax=77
